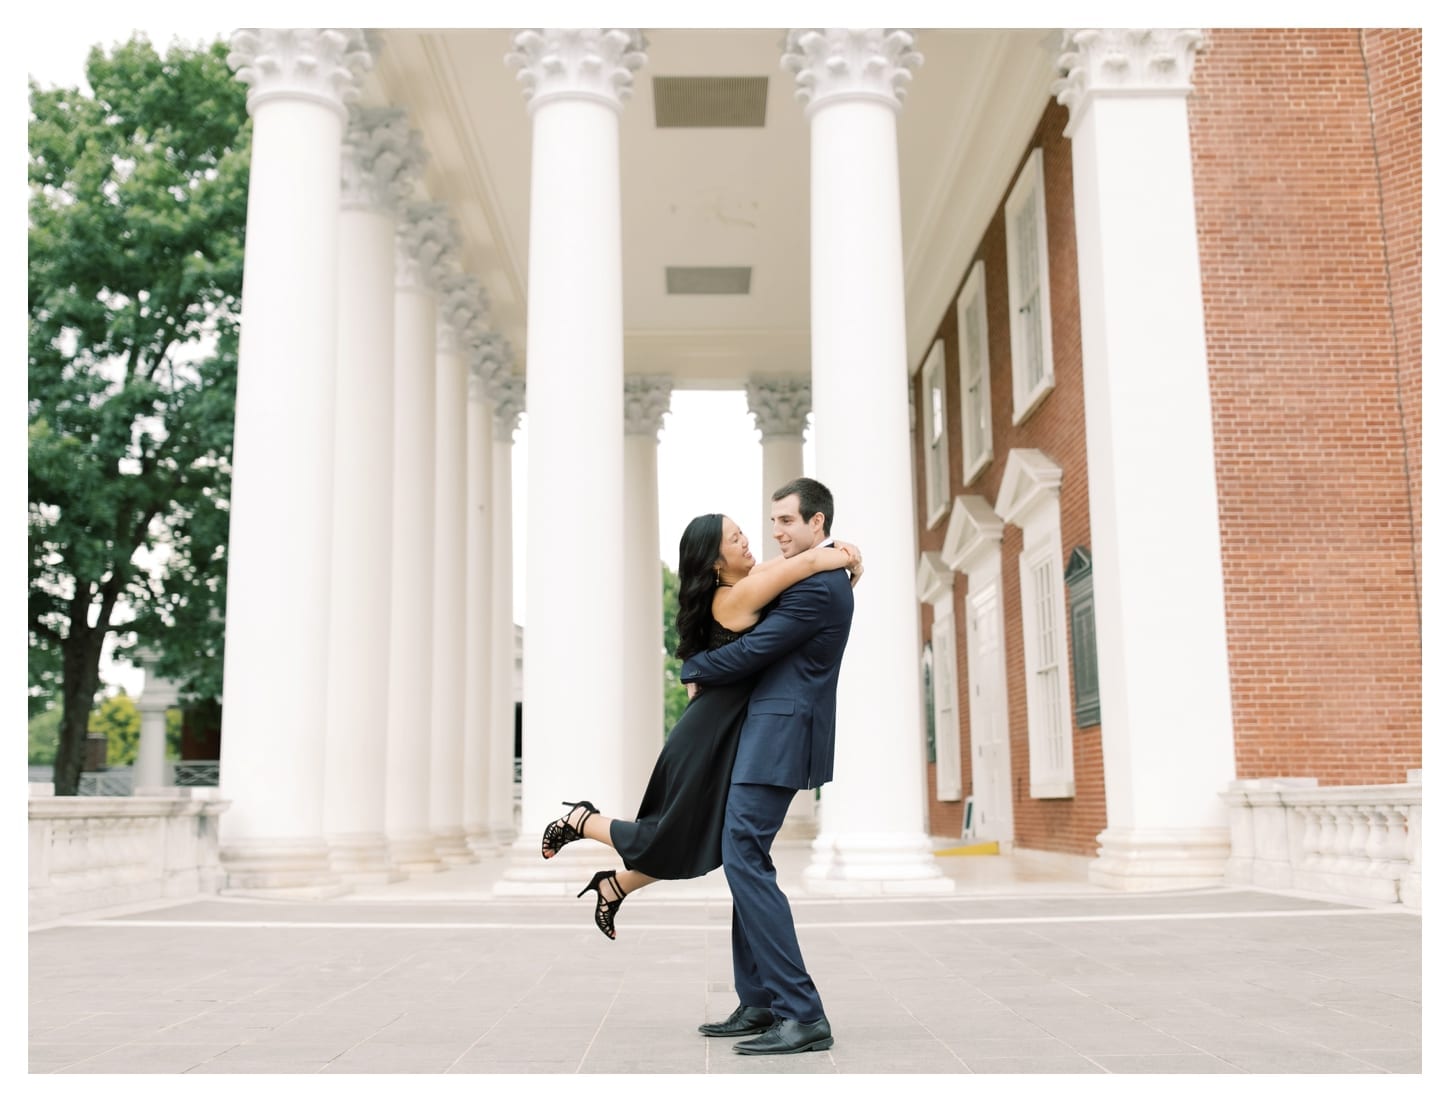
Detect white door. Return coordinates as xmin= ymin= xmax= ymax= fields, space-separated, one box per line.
xmin=967 ymin=582 xmax=1014 ymax=844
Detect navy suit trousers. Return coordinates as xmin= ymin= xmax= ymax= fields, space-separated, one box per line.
xmin=722 ymin=782 xmax=823 ymax=1023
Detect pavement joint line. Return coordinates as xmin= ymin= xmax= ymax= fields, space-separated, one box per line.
xmin=68 ymin=907 xmax=1400 ymax=932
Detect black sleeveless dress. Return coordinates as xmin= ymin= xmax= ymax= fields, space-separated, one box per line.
xmin=609 ymin=620 xmax=755 ymax=879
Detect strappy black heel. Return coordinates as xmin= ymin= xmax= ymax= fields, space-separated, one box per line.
xmin=578 ymin=870 xmax=625 ymax=940
xmin=541 ymin=799 xmax=599 ymax=860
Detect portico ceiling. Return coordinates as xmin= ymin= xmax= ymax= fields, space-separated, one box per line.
xmin=369 ymin=27 xmax=1059 ymax=388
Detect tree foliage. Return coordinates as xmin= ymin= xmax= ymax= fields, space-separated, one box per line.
xmin=28 ymin=36 xmax=250 ymax=793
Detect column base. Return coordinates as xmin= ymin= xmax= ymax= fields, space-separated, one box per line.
xmin=219 ymin=836 xmax=347 ymax=892
xmin=387 ymin=832 xmax=446 ymax=875
xmin=491 ymin=837 xmax=615 ymax=897
xmin=801 ymin=831 xmax=955 ymax=896
xmin=464 ymin=827 xmax=503 ymax=858
xmin=1088 ymin=827 xmax=1230 ymax=891
xmin=431 ymin=828 xmax=479 ymax=865
xmin=326 ymin=833 xmax=405 ymax=884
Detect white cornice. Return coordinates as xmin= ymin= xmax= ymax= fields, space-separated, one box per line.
xmin=941 ymin=495 xmax=1004 ymax=575
xmin=994 ymin=448 xmax=1063 ymax=528
xmin=903 ymin=34 xmax=1058 ymax=375
xmin=915 ymin=551 xmax=955 ymax=606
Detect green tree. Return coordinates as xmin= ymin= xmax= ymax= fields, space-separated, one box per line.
xmin=90 ymin=692 xmax=141 ymax=765
xmin=28 ymin=37 xmax=250 ymax=794
xmin=662 ymin=562 xmax=689 ymax=735
xmin=28 ymin=708 xmax=61 ymax=766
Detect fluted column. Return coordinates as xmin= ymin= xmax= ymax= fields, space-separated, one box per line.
xmin=622 ymin=377 xmax=671 ymax=809
xmin=745 ymin=377 xmax=818 ymax=839
xmin=784 ymin=29 xmax=951 ymax=893
xmin=428 ymin=264 xmax=485 ymax=865
xmin=1053 ymin=30 xmax=1236 ymax=889
xmin=322 ymin=106 xmax=423 ymax=883
xmin=487 ymin=376 xmax=525 ymax=847
xmin=218 ymin=29 xmax=369 ymax=890
xmin=384 ymin=201 xmax=454 ymax=874
xmin=497 ymin=29 xmax=647 ymax=893
xmin=463 ymin=338 xmax=507 ymax=854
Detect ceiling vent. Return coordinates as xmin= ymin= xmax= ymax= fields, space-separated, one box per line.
xmin=666 ymin=267 xmax=753 ymax=295
xmin=653 ymin=77 xmax=769 ymax=127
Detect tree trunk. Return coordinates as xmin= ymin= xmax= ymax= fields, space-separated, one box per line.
xmin=51 ymin=630 xmax=104 ymax=796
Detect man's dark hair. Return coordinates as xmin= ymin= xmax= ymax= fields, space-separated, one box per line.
xmin=772 ymin=477 xmax=834 ymax=536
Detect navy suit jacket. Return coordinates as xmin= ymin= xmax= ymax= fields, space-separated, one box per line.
xmin=680 ymin=564 xmax=853 ymax=790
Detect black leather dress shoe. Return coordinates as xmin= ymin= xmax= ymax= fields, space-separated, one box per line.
xmin=732 ymin=1016 xmax=833 ymax=1055
xmin=698 ymin=1004 xmax=774 ymax=1037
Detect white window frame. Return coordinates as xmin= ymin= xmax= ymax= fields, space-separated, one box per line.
xmin=1017 ymin=525 xmax=1075 ymax=799
xmin=955 ymin=259 xmax=993 ymax=485
xmin=1005 ymin=148 xmax=1055 ymax=425
xmin=920 ymin=338 xmax=949 ymax=527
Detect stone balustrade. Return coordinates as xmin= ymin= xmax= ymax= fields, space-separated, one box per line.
xmin=29 ymin=792 xmax=231 ymax=925
xmin=1220 ymin=773 xmax=1421 ymax=907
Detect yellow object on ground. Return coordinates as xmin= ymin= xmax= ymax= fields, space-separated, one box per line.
xmin=932 ymin=841 xmax=1000 ymax=857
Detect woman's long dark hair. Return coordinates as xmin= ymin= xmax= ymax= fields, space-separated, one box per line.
xmin=675 ymin=513 xmax=724 ymax=661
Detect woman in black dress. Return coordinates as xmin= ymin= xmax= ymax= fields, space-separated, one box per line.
xmin=539 ymin=512 xmax=862 ymax=939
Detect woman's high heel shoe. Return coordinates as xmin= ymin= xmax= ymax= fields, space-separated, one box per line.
xmin=541 ymin=799 xmax=599 ymax=859
xmin=578 ymin=870 xmax=625 ymax=940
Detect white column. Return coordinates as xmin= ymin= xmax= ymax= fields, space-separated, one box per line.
xmin=384 ymin=201 xmax=454 ymax=874
xmin=428 ymin=265 xmax=484 ymax=865
xmin=322 ymin=106 xmax=422 ymax=883
xmin=487 ymin=376 xmax=525 ymax=848
xmin=784 ymin=29 xmax=952 ymax=894
xmin=463 ymin=340 xmax=506 ymax=854
xmin=745 ymin=377 xmax=818 ymax=839
xmin=218 ymin=29 xmax=369 ymax=891
xmin=1053 ymin=30 xmax=1236 ymax=889
xmin=746 ymin=378 xmax=812 ymax=562
xmin=622 ymin=377 xmax=671 ymax=810
xmin=497 ymin=29 xmax=647 ymax=893
xmin=133 ymin=653 xmax=178 ymax=793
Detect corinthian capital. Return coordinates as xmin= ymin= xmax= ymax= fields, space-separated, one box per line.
xmin=340 ymin=106 xmax=427 ymax=212
xmin=228 ymin=29 xmax=372 ymax=120
xmin=624 ymin=377 xmax=672 ymax=439
xmin=504 ymin=29 xmax=648 ymax=115
xmin=781 ymin=29 xmax=923 ymax=117
xmin=746 ymin=377 xmax=812 ymax=441
xmin=395 ymin=202 xmax=459 ymax=291
xmin=468 ymin=331 xmax=511 ymax=383
xmin=1051 ymin=29 xmax=1205 ymax=135
xmin=488 ymin=374 xmax=526 ymax=439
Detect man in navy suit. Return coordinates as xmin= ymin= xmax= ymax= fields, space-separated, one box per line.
xmin=681 ymin=477 xmax=854 ymax=1056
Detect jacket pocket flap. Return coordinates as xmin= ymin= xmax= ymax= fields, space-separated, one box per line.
xmin=750 ymin=698 xmax=795 ymax=716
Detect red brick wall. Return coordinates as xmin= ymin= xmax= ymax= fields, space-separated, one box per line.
xmin=913 ymin=100 xmax=1106 ymax=855
xmin=1188 ymin=29 xmax=1422 ymax=785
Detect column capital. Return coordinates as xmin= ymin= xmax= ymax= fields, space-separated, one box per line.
xmin=396 ymin=201 xmax=458 ymax=291
xmin=468 ymin=331 xmax=511 ymax=382
xmin=341 ymin=106 xmax=427 ymax=213
xmin=504 ymin=29 xmax=648 ymax=116
xmin=1051 ymin=29 xmax=1205 ymax=135
xmin=436 ymin=269 xmax=490 ymax=350
xmin=488 ymin=374 xmax=526 ymax=439
xmin=228 ymin=29 xmax=372 ymax=121
xmin=624 ymin=376 xmax=672 ymax=439
xmin=746 ymin=377 xmax=812 ymax=442
xmin=781 ymin=29 xmax=923 ymax=118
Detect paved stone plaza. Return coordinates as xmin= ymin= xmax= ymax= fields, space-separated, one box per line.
xmin=28 ymin=846 xmax=1421 ymax=1076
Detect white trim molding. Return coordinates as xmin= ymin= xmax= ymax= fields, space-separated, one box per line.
xmin=920 ymin=338 xmax=950 ymax=527
xmin=942 ymin=494 xmax=1004 ymax=575
xmin=916 ymin=552 xmax=963 ymax=803
xmin=995 ymin=449 xmax=1074 ymax=800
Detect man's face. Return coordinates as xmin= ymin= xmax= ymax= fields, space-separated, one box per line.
xmin=771 ymin=494 xmax=825 ymax=559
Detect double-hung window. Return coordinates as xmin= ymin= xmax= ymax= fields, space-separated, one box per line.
xmin=1005 ymin=149 xmax=1055 ymax=424
xmin=921 ymin=338 xmax=949 ymax=526
xmin=956 ymin=260 xmax=992 ymax=484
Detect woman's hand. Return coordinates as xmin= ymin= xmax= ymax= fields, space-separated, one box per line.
xmin=837 ymin=541 xmax=864 ymax=587
xmin=686 ymin=682 xmax=698 ymax=700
